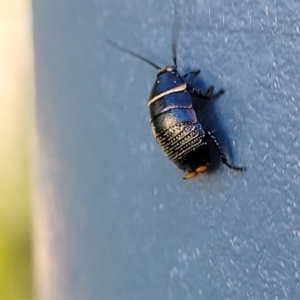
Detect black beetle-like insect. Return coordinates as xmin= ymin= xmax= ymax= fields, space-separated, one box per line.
xmin=106 ymin=30 xmax=245 ymax=179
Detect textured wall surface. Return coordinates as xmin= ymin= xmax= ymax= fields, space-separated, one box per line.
xmin=33 ymin=0 xmax=300 ymax=299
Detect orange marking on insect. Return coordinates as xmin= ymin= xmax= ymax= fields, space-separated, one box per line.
xmin=183 ymin=171 xmax=198 ymax=180
xmin=183 ymin=164 xmax=208 ymax=179
xmin=196 ymin=165 xmax=207 ymax=173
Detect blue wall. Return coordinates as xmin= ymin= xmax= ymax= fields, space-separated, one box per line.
xmin=33 ymin=0 xmax=300 ymax=299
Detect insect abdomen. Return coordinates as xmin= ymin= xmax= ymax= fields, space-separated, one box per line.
xmin=154 ymin=121 xmax=207 ymax=169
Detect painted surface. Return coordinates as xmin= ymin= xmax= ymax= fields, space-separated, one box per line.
xmin=33 ymin=0 xmax=300 ymax=299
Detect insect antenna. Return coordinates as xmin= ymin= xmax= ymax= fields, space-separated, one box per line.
xmin=105 ymin=37 xmax=161 ymax=70
xmin=171 ymin=8 xmax=180 ymax=68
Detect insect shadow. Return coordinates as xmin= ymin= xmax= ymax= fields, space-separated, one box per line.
xmin=184 ymin=71 xmax=236 ymax=173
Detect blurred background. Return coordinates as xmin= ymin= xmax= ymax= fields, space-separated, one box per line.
xmin=0 ymin=0 xmax=33 ymax=299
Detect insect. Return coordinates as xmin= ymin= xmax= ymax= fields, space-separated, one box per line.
xmin=106 ymin=28 xmax=245 ymax=179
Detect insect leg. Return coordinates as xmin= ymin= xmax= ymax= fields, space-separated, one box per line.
xmin=183 ymin=69 xmax=201 ymax=78
xmin=187 ymin=85 xmax=225 ymax=100
xmin=205 ymin=130 xmax=246 ymax=171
